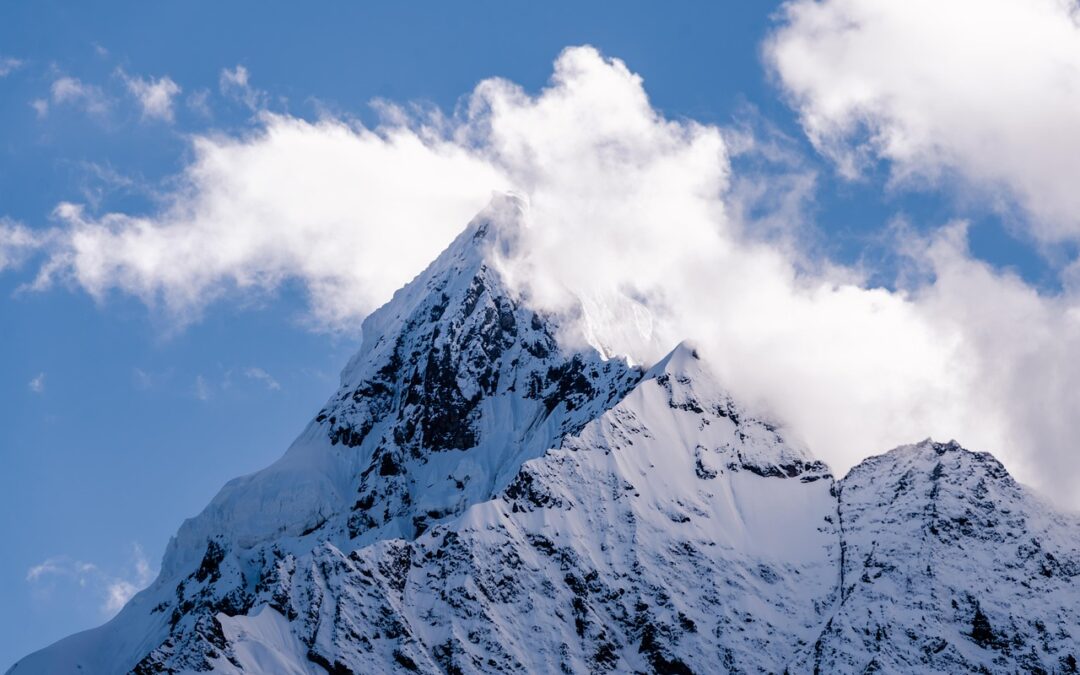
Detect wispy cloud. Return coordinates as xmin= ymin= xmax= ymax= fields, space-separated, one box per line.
xmin=193 ymin=374 xmax=211 ymax=401
xmin=119 ymin=70 xmax=182 ymax=122
xmin=103 ymin=544 xmax=153 ymax=613
xmin=26 ymin=544 xmax=154 ymax=616
xmin=28 ymin=372 xmax=45 ymax=394
xmin=0 ymin=56 xmax=24 ymax=77
xmin=0 ymin=218 xmax=44 ymax=271
xmin=26 ymin=558 xmax=95 ymax=582
xmin=68 ymin=160 xmax=141 ymax=210
xmin=30 ymin=98 xmax=49 ymax=118
xmin=147 ymin=367 xmax=283 ymax=397
xmin=133 ymin=367 xmax=154 ymax=390
xmin=244 ymin=367 xmax=281 ymax=391
xmin=219 ymin=65 xmax=267 ymax=111
xmin=187 ymin=88 xmax=212 ymax=118
xmin=132 ymin=367 xmax=175 ymax=391
xmin=50 ymin=76 xmax=111 ymax=116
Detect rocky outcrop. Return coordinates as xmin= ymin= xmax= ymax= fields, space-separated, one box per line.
xmin=11 ymin=197 xmax=1079 ymax=675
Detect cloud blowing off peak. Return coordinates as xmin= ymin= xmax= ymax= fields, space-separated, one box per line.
xmin=5 ymin=45 xmax=1080 ymax=508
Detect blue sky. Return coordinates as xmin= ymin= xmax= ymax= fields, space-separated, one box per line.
xmin=2 ymin=1 xmax=1077 ymax=669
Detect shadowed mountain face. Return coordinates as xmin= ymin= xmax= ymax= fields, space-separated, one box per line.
xmin=11 ymin=196 xmax=1080 ymax=675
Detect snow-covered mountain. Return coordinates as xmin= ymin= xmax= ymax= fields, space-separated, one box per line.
xmin=797 ymin=440 xmax=1080 ymax=673
xmin=10 ymin=195 xmax=1080 ymax=674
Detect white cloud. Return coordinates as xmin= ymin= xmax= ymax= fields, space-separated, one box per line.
xmin=766 ymin=0 xmax=1080 ymax=242
xmin=187 ymin=88 xmax=212 ymax=118
xmin=103 ymin=579 xmax=138 ymax=614
xmin=194 ymin=374 xmax=211 ymax=401
xmin=219 ymin=65 xmax=266 ymax=111
xmin=244 ymin=367 xmax=281 ymax=391
xmin=28 ymin=372 xmax=46 ymax=394
xmin=69 ymin=161 xmax=142 ymax=210
xmin=133 ymin=367 xmax=154 ymax=390
xmin=0 ymin=218 xmax=44 ymax=271
xmin=26 ymin=559 xmax=72 ymax=582
xmin=132 ymin=366 xmax=177 ymax=391
xmin=0 ymin=56 xmax=23 ymax=77
xmin=28 ymin=116 xmax=505 ymax=329
xmin=120 ymin=70 xmax=182 ymax=122
xmin=30 ymin=98 xmax=49 ymax=118
xmin=50 ymin=76 xmax=110 ymax=116
xmin=26 ymin=544 xmax=154 ymax=616
xmin=103 ymin=544 xmax=153 ymax=613
xmin=8 ymin=46 xmax=1080 ymax=508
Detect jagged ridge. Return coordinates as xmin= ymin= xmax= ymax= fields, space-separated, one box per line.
xmin=10 ymin=196 xmax=1080 ymax=675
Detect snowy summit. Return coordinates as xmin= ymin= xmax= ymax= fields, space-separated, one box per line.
xmin=10 ymin=196 xmax=1080 ymax=674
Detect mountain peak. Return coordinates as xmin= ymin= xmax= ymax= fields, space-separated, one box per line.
xmin=806 ymin=439 xmax=1080 ymax=673
xmin=644 ymin=339 xmax=700 ymax=375
xmin=472 ymin=190 xmax=529 ymax=242
xmin=439 ymin=190 xmax=529 ymax=267
xmin=845 ymin=437 xmax=1013 ymax=491
xmin=339 ymin=191 xmax=529 ymax=387
xmin=12 ymin=204 xmax=1080 ymax=675
xmin=157 ymin=194 xmax=647 ymax=573
xmin=911 ymin=437 xmax=964 ymax=456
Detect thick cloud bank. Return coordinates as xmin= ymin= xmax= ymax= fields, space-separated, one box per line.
xmin=7 ymin=47 xmax=1080 ymax=508
xmin=766 ymin=0 xmax=1080 ymax=243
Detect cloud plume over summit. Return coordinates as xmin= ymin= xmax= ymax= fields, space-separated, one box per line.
xmin=9 ymin=46 xmax=1080 ymax=508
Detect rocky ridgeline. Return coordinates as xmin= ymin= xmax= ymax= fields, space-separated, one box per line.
xmin=11 ymin=196 xmax=1080 ymax=675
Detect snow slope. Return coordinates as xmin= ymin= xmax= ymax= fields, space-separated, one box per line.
xmin=796 ymin=440 xmax=1080 ymax=674
xmin=10 ymin=195 xmax=1079 ymax=674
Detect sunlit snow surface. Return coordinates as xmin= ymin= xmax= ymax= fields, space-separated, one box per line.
xmin=11 ymin=197 xmax=1080 ymax=674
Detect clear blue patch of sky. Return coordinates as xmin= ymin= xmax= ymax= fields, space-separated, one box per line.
xmin=0 ymin=1 xmax=1063 ymax=668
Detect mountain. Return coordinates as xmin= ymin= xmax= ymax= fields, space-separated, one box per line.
xmin=797 ymin=440 xmax=1080 ymax=673
xmin=10 ymin=195 xmax=1080 ymax=674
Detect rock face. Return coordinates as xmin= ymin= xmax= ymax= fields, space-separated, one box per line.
xmin=10 ymin=196 xmax=1080 ymax=675
xmin=798 ymin=440 xmax=1080 ymax=674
